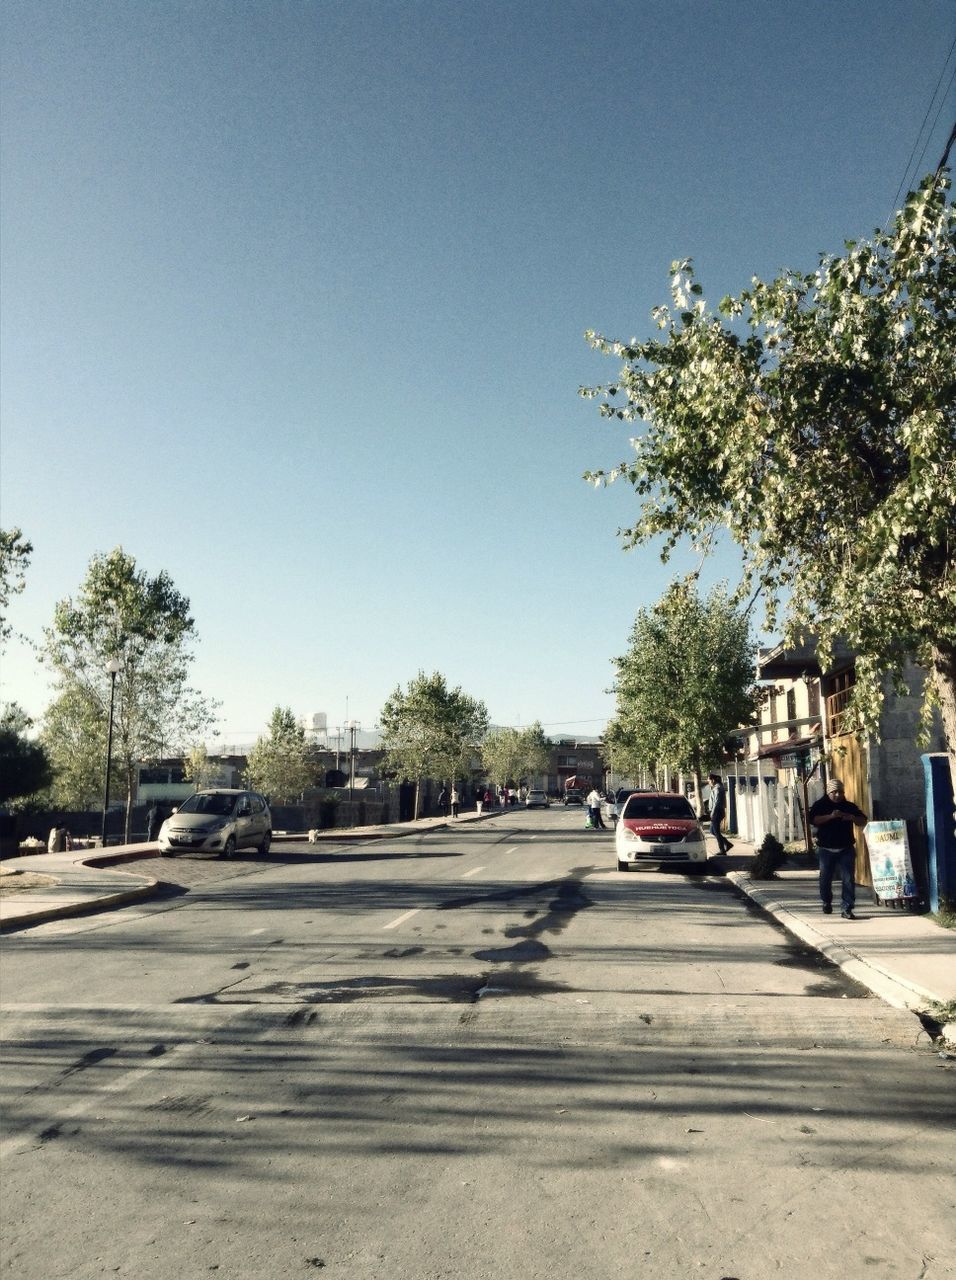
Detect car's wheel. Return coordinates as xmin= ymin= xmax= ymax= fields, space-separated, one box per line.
xmin=617 ymin=859 xmax=628 ymax=872
xmin=258 ymin=830 xmax=272 ymax=855
xmin=221 ymin=835 xmax=237 ymax=859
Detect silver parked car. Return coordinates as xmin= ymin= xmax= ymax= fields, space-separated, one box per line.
xmin=158 ymin=789 xmax=272 ymax=858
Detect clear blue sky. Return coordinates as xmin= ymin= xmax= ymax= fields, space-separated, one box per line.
xmin=2 ymin=0 xmax=954 ymax=748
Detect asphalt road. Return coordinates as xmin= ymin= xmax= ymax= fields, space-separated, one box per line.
xmin=1 ymin=810 xmax=953 ymax=1279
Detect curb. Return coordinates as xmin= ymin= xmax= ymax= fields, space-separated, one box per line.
xmin=0 ymin=875 xmax=159 ymax=932
xmin=726 ymin=870 xmax=939 ymax=1013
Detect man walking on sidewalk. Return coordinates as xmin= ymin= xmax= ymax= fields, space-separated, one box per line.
xmin=707 ymin=773 xmax=733 ymax=855
xmin=809 ymin=778 xmax=867 ymax=919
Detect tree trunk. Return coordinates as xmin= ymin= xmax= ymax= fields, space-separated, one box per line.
xmin=691 ymin=760 xmax=705 ymax=819
xmin=930 ymin=643 xmax=956 ymax=799
xmin=124 ymin=762 xmax=135 ymax=844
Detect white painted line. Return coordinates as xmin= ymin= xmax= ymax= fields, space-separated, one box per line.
xmin=462 ymin=866 xmax=485 ymax=878
xmin=504 ymin=847 xmax=519 ymax=855
xmin=382 ymin=908 xmax=421 ymax=930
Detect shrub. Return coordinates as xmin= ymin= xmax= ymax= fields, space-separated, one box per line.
xmin=750 ymin=832 xmax=786 ymax=880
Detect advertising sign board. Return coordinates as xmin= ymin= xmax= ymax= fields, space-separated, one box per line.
xmin=864 ymin=820 xmax=919 ymax=904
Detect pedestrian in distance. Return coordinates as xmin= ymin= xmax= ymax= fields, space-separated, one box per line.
xmin=586 ymin=787 xmax=607 ymax=829
xmin=437 ymin=787 xmax=449 ymax=817
xmin=707 ymin=773 xmax=733 ymax=855
xmin=146 ymin=802 xmax=164 ymax=843
xmin=809 ymin=778 xmax=867 ymax=920
xmin=450 ymin=786 xmax=460 ymax=818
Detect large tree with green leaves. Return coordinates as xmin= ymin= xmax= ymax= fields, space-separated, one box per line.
xmin=608 ymin=580 xmax=760 ymax=806
xmin=582 ymin=174 xmax=956 ymax=776
xmin=0 ymin=527 xmax=32 ymax=651
xmin=40 ymin=685 xmax=112 ymax=810
xmin=481 ymin=722 xmax=553 ymax=790
xmin=42 ymin=548 xmax=218 ymax=839
xmin=244 ymin=707 xmax=315 ymax=803
xmin=0 ymin=703 xmax=53 ymax=808
xmin=380 ymin=671 xmax=489 ymax=819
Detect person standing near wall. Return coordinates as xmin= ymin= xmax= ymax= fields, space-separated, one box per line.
xmin=450 ymin=786 xmax=460 ymax=817
xmin=146 ymin=802 xmax=163 ymax=843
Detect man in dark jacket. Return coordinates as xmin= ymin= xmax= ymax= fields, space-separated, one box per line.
xmin=809 ymin=778 xmax=867 ymax=919
xmin=146 ymin=803 xmax=164 ymax=842
xmin=707 ymin=773 xmax=732 ymax=855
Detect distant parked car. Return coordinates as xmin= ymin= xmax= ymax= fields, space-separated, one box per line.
xmin=158 ymin=789 xmax=272 ymax=858
xmin=563 ymin=789 xmax=584 ymax=806
xmin=614 ymin=791 xmax=707 ymax=871
xmin=525 ymin=789 xmax=550 ymax=808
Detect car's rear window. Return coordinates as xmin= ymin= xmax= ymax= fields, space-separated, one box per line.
xmin=622 ymin=796 xmax=695 ymax=820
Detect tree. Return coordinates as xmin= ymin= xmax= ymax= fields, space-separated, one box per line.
xmin=380 ymin=671 xmax=489 ymax=819
xmin=607 ymin=580 xmax=760 ymax=807
xmin=480 ymin=727 xmax=524 ymax=791
xmin=183 ymin=743 xmax=220 ymax=793
xmin=481 ymin=722 xmax=553 ymax=789
xmin=244 ymin=707 xmax=315 ymax=803
xmin=40 ymin=685 xmax=111 ymax=810
xmin=0 ymin=527 xmax=32 ymax=651
xmin=42 ymin=548 xmax=218 ymax=839
xmin=518 ymin=721 xmax=554 ymax=783
xmin=582 ymin=174 xmax=956 ymax=776
xmin=0 ymin=704 xmax=52 ymax=808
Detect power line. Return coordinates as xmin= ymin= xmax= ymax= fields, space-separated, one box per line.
xmin=936 ymin=119 xmax=956 ymax=175
xmin=889 ymin=34 xmax=956 ymax=219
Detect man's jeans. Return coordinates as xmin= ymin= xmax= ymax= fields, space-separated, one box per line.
xmin=817 ymin=845 xmax=856 ymax=912
xmin=710 ymin=814 xmax=730 ymax=854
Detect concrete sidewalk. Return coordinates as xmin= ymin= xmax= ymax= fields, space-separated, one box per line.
xmin=2 ymin=816 xmax=954 ymax=1039
xmin=727 ymin=863 xmax=956 ymax=1013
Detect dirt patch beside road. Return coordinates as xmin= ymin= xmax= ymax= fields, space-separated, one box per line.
xmin=0 ymin=867 xmax=59 ymax=895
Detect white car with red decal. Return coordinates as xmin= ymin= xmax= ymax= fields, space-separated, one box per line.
xmin=614 ymin=791 xmax=708 ymax=871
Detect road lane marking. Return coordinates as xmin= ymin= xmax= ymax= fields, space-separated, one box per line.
xmin=382 ymin=908 xmax=421 ymax=930
xmin=504 ymin=847 xmax=519 ymax=855
xmin=462 ymin=866 xmax=485 ymax=878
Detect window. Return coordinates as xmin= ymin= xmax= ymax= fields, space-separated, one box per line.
xmin=622 ymin=795 xmax=695 ymax=821
xmin=786 ymin=688 xmax=797 ymax=722
xmin=807 ymin=680 xmax=820 ymax=718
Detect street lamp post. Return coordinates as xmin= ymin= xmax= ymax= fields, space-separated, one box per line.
xmin=101 ymin=657 xmax=121 ymax=846
xmin=346 ymin=721 xmax=360 ymax=825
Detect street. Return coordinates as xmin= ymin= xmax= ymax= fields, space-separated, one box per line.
xmin=1 ymin=809 xmax=954 ymax=1279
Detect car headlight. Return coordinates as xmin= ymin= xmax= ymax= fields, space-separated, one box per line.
xmin=200 ymin=819 xmax=228 ymax=833
xmin=622 ymin=829 xmax=644 ymax=843
xmin=682 ymin=829 xmax=705 ymax=844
